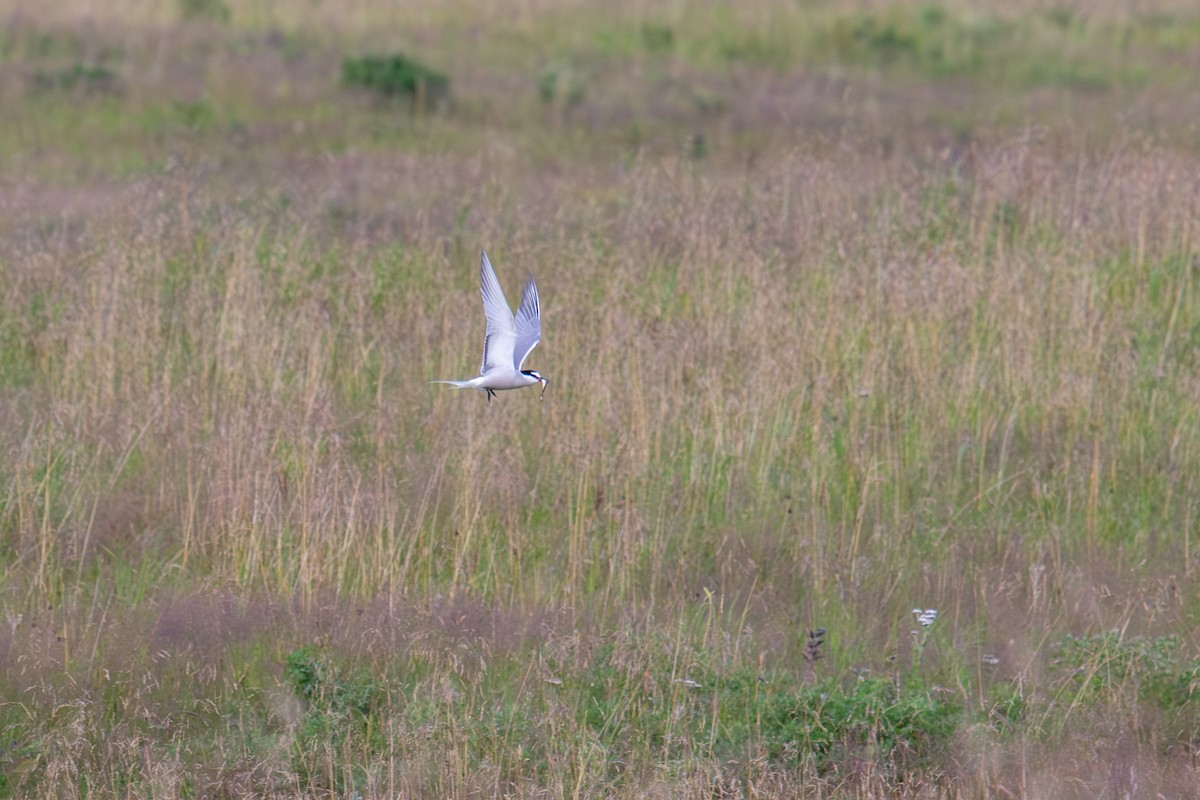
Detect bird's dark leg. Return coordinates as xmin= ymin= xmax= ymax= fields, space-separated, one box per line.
xmin=486 ymin=389 xmax=496 ymax=402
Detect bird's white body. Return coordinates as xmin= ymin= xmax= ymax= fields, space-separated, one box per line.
xmin=435 ymin=371 xmax=544 ymax=392
xmin=432 ymin=250 xmax=548 ymax=401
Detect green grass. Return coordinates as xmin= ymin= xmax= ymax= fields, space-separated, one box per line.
xmin=0 ymin=0 xmax=1199 ymax=796
xmin=556 ymin=2 xmax=1193 ymax=87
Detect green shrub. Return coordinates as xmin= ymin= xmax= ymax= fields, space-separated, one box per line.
xmin=538 ymin=62 xmax=586 ymax=109
xmin=177 ymin=0 xmax=231 ymax=23
xmin=284 ymin=646 xmax=385 ymax=793
xmin=641 ymin=23 xmax=675 ymax=52
xmin=342 ymin=53 xmax=450 ymax=110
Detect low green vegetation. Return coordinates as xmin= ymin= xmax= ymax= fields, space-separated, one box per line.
xmin=275 ymin=646 xmax=969 ymax=796
xmin=577 ymin=3 xmax=1198 ymax=87
xmin=31 ymin=63 xmax=119 ymax=93
xmin=1054 ymin=632 xmax=1200 ymax=717
xmin=177 ymin=0 xmax=231 ymax=24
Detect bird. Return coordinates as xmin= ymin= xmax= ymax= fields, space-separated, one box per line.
xmin=431 ymin=249 xmax=548 ymax=401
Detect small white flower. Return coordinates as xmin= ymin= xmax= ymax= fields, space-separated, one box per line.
xmin=913 ymin=608 xmax=938 ymax=627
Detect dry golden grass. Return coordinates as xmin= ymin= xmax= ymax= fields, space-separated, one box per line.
xmin=1 ymin=0 xmax=1199 ymax=796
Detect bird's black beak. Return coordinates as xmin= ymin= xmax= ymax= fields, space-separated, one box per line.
xmin=540 ymin=378 xmax=549 ymax=399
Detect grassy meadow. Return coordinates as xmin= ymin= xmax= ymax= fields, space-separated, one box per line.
xmin=2 ymin=0 xmax=1200 ymax=796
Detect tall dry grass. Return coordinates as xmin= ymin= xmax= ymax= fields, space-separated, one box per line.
xmin=1 ymin=0 xmax=1199 ymax=796
xmin=2 ymin=134 xmax=1197 ymax=795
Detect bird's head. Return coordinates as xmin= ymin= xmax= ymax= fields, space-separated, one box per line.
xmin=522 ymin=369 xmax=549 ymax=398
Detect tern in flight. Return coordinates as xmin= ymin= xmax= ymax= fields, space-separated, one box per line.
xmin=431 ymin=249 xmax=548 ymax=401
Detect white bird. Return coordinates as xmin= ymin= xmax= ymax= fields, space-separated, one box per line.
xmin=431 ymin=249 xmax=548 ymax=401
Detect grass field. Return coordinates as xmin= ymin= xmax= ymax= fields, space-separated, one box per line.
xmin=2 ymin=0 xmax=1200 ymax=796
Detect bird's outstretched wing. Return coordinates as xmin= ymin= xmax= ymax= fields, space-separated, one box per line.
xmin=478 ymin=250 xmax=517 ymax=375
xmin=513 ymin=273 xmax=541 ymax=370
